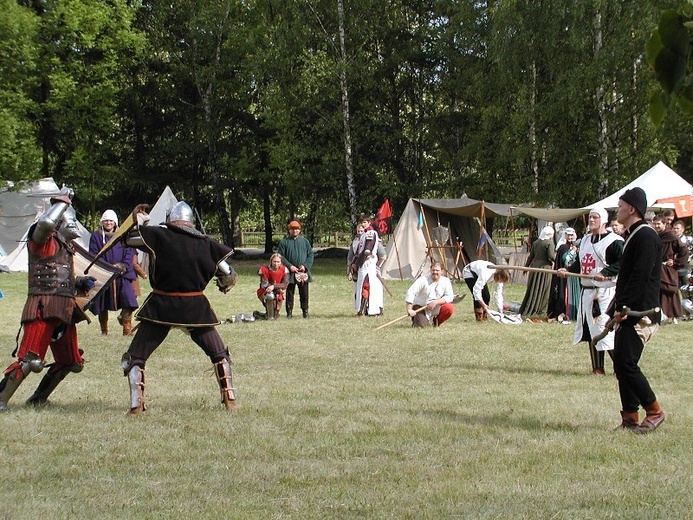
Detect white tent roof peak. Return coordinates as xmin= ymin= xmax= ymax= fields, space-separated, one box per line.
xmin=585 ymin=161 xmax=692 ymax=210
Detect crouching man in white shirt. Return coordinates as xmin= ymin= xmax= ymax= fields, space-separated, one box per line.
xmin=404 ymin=262 xmax=455 ymax=327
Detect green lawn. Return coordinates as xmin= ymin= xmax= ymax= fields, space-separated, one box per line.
xmin=0 ymin=257 xmax=691 ymax=519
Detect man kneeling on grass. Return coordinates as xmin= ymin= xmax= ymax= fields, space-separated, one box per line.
xmin=404 ymin=262 xmax=455 ymax=327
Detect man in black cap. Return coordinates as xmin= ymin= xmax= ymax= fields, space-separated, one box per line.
xmin=611 ymin=187 xmax=665 ymax=433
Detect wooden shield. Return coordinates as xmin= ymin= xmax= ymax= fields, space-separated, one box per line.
xmin=72 ymin=242 xmax=122 ymax=314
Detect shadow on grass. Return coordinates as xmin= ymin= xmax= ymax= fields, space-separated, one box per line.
xmin=417 ymin=407 xmax=581 ymax=432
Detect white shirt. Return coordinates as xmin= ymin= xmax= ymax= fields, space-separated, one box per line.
xmin=462 ymin=260 xmax=504 ymax=311
xmin=404 ymin=273 xmax=454 ymax=315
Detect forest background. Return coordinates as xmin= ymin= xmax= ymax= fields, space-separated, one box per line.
xmin=2 ymin=0 xmax=693 ymax=251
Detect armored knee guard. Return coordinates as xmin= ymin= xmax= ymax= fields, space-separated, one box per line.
xmin=26 ymin=359 xmax=83 ymax=406
xmin=121 ymin=353 xmax=146 ymax=414
xmin=0 ymin=352 xmax=44 ymax=411
xmin=214 ymin=359 xmax=238 ymax=411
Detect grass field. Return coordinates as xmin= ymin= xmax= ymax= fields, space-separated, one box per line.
xmin=0 ymin=257 xmax=691 ymax=519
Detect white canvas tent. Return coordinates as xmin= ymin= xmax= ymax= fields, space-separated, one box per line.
xmin=136 ymin=186 xmax=178 ymax=272
xmin=0 ymin=178 xmax=59 ymax=256
xmin=585 ymin=161 xmax=692 ymax=212
xmin=0 ymin=178 xmax=90 ymax=273
xmin=380 ymin=197 xmax=511 ymax=281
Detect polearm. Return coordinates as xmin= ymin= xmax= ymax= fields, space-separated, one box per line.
xmin=373 ymin=305 xmax=427 ymax=331
xmin=489 ymin=264 xmax=602 ymax=280
xmin=377 ymin=273 xmax=394 ymax=297
xmin=373 ymin=294 xmax=465 ymax=331
xmin=590 ymin=306 xmax=660 ymax=348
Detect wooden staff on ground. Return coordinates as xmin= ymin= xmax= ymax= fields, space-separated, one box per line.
xmin=373 ymin=294 xmax=465 ymax=331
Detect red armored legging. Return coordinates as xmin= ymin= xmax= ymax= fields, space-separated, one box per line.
xmin=4 ymin=319 xmax=82 ymax=376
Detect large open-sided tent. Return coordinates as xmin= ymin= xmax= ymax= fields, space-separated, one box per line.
xmin=380 ymin=196 xmax=513 ymax=281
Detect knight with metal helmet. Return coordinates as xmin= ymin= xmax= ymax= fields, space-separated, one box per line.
xmin=120 ymin=201 xmax=238 ymax=414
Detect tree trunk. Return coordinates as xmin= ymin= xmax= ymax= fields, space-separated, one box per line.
xmin=337 ymin=0 xmax=357 ymax=230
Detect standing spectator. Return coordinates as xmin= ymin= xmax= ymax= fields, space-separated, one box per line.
xmin=611 ymin=187 xmax=665 ymax=433
xmin=350 ymin=214 xmax=386 ymax=316
xmin=121 ymin=201 xmax=238 ymax=413
xmin=672 ymin=219 xmax=693 ymax=288
xmin=519 ymin=226 xmax=556 ymax=321
xmin=462 ymin=260 xmax=508 ymax=321
xmin=0 ymin=188 xmax=94 ymax=410
xmin=254 ymin=253 xmax=289 ymax=320
xmin=89 ymin=210 xmax=138 ymax=336
xmin=346 ymin=224 xmax=365 ymax=314
xmin=548 ymin=228 xmax=579 ymax=322
xmin=609 ymin=219 xmax=624 ymax=236
xmin=559 ymin=208 xmax=623 ymax=375
xmin=277 ymin=220 xmax=314 ymax=318
xmin=652 ymin=214 xmax=687 ymax=324
xmin=404 ymin=262 xmax=455 ymax=327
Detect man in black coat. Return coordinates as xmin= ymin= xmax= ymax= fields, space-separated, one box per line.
xmin=121 ymin=202 xmax=238 ymax=414
xmin=611 ymin=187 xmax=665 ymax=433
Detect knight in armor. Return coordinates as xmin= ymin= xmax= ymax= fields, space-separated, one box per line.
xmin=253 ymin=253 xmax=289 ymax=320
xmin=558 ymin=207 xmax=624 ymax=375
xmin=0 ymin=187 xmax=95 ymax=411
xmin=120 ymin=201 xmax=238 ymax=413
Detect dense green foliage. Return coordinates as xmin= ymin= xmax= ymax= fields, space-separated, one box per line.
xmin=1 ymin=0 xmax=691 ymax=244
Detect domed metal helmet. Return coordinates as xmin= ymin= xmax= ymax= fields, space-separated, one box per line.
xmin=59 ymin=206 xmax=81 ymax=240
xmin=167 ymin=201 xmax=194 ymax=225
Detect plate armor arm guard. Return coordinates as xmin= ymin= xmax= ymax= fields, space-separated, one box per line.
xmin=215 ymin=260 xmax=236 ymax=293
xmin=32 ymin=201 xmax=70 ymax=245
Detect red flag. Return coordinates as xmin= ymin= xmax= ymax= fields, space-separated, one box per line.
xmin=656 ymin=195 xmax=693 ymax=217
xmin=372 ymin=199 xmax=393 ymax=235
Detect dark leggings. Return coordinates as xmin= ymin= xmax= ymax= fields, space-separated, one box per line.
xmin=127 ymin=321 xmax=229 ymax=368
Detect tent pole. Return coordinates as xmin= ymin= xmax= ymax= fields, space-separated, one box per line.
xmin=420 ymin=203 xmax=435 ymax=266
xmin=392 ymin=230 xmax=403 ymax=281
xmin=510 ymin=209 xmax=518 ymax=253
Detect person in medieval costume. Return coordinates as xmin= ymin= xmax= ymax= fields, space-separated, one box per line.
xmin=559 ymin=207 xmax=623 ymax=375
xmin=0 ymin=187 xmax=96 ymax=411
xmin=350 ymin=214 xmax=386 ymax=317
xmin=462 ymin=260 xmax=509 ymax=321
xmin=120 ymin=201 xmax=238 ymax=414
xmin=652 ymin=214 xmax=688 ymax=323
xmin=88 ymin=209 xmax=139 ymax=335
xmin=547 ymin=227 xmax=579 ymax=322
xmin=404 ymin=262 xmax=455 ymax=327
xmin=519 ymin=226 xmax=556 ymax=320
xmin=346 ymin=224 xmax=365 ymax=313
xmin=253 ymin=253 xmax=289 ymax=320
xmin=277 ymin=220 xmax=314 ymax=318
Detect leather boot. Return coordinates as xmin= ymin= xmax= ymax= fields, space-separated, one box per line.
xmin=99 ymin=312 xmax=108 ymax=336
xmin=122 ymin=320 xmax=132 ymax=336
xmin=26 ymin=361 xmax=83 ymax=406
xmin=637 ymin=401 xmax=665 ymax=433
xmin=214 ymin=359 xmax=238 ymax=411
xmin=614 ymin=410 xmax=640 ymax=432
